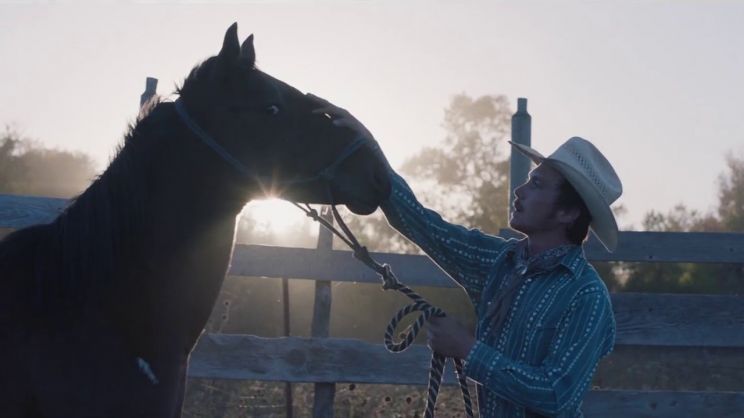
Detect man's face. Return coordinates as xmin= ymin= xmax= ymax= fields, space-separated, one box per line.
xmin=509 ymin=163 xmax=567 ymax=236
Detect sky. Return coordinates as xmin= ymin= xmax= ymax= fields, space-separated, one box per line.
xmin=1 ymin=0 xmax=743 ymax=229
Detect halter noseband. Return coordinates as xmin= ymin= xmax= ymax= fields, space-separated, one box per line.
xmin=173 ymin=98 xmax=367 ymax=187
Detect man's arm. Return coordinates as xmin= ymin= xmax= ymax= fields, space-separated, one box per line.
xmin=381 ymin=171 xmax=512 ymax=302
xmin=463 ymin=287 xmax=616 ymax=416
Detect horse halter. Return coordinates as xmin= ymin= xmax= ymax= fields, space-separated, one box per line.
xmin=174 ymin=97 xmax=474 ymax=418
xmin=173 ymin=98 xmax=367 ymax=189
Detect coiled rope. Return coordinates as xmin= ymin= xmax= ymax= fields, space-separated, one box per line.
xmin=293 ymin=203 xmax=475 ymax=418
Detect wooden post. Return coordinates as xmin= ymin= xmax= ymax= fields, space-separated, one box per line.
xmin=282 ymin=277 xmax=294 ymax=418
xmin=311 ymin=206 xmax=335 ymax=418
xmin=140 ymin=77 xmax=158 ymax=109
xmin=509 ymin=97 xmax=531 ymax=220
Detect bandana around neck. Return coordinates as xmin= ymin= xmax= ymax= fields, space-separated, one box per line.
xmin=483 ymin=240 xmax=577 ymax=333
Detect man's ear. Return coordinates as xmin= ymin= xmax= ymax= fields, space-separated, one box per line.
xmin=556 ymin=206 xmax=581 ymax=226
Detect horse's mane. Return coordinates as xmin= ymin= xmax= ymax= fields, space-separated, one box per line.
xmin=22 ymin=98 xmax=176 ymax=311
xmin=176 ymin=57 xmax=214 ymax=98
xmin=175 ymin=56 xmax=260 ymax=98
xmin=3 ymin=56 xmax=259 ymax=312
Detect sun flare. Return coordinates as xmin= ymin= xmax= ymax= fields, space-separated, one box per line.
xmin=240 ymin=198 xmax=305 ymax=235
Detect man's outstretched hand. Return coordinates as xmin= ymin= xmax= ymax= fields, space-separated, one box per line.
xmin=307 ymin=93 xmax=392 ymax=172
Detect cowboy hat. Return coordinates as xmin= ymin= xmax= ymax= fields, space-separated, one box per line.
xmin=509 ymin=137 xmax=622 ymax=252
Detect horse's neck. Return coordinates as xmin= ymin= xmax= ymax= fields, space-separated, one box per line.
xmin=131 ymin=164 xmax=244 ymax=349
xmin=61 ymin=108 xmax=252 ymax=354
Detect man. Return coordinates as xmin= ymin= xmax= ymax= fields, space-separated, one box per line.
xmin=311 ymin=95 xmax=621 ymax=417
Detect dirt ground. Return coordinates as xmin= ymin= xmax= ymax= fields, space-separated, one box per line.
xmin=183 ymin=380 xmax=479 ymax=418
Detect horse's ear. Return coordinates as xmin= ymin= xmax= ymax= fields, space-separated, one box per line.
xmin=219 ymin=22 xmax=240 ymax=64
xmin=239 ymin=34 xmax=255 ymax=68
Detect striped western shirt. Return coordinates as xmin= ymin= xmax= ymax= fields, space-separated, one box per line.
xmin=380 ymin=173 xmax=616 ymax=417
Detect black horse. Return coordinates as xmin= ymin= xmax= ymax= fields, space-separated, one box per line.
xmin=0 ymin=23 xmax=389 ymax=417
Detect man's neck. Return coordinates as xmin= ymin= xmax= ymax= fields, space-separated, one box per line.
xmin=525 ymin=234 xmax=575 ymax=259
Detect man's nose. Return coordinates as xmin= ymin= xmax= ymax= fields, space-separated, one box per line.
xmin=514 ymin=184 xmax=525 ymax=199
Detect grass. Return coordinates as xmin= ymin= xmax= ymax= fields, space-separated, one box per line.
xmin=183 ymin=380 xmax=479 ymax=418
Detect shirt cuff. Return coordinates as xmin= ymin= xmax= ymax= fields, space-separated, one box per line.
xmin=463 ymin=339 xmax=506 ymax=383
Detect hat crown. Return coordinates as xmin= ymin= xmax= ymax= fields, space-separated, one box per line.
xmin=549 ymin=137 xmax=622 ymax=205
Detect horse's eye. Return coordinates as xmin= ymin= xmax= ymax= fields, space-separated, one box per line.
xmin=266 ymin=105 xmax=280 ymax=116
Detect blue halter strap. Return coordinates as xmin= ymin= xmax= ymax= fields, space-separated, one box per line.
xmin=173 ymin=98 xmax=367 ymax=186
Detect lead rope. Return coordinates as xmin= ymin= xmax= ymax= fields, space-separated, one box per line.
xmin=293 ymin=203 xmax=475 ymax=418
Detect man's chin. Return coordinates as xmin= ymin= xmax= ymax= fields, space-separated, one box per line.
xmin=508 ymin=219 xmax=527 ymax=235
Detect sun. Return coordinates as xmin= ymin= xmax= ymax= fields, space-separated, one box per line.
xmin=240 ymin=198 xmax=305 ymax=235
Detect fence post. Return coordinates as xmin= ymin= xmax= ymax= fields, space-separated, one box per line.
xmin=282 ymin=277 xmax=294 ymax=418
xmin=140 ymin=77 xmax=158 ymax=109
xmin=311 ymin=206 xmax=335 ymax=418
xmin=509 ymin=97 xmax=531 ymax=220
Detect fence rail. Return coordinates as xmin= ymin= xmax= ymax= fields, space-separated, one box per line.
xmin=186 ymin=334 xmax=744 ymax=417
xmin=187 ymin=333 xmax=743 ymax=384
xmin=3 ymin=194 xmax=744 ymax=264
xmin=3 ymin=195 xmax=744 ymax=350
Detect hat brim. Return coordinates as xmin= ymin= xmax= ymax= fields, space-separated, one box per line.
xmin=509 ymin=141 xmax=619 ymax=252
xmin=509 ymin=141 xmax=546 ymax=164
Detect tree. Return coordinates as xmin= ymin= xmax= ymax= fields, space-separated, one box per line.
xmin=621 ymin=204 xmax=711 ymax=293
xmin=0 ymin=127 xmax=97 ymax=197
xmin=400 ymin=93 xmax=512 ymax=231
xmin=343 ymin=93 xmax=514 ymax=254
xmin=717 ymin=153 xmax=744 ymax=232
xmin=686 ymin=153 xmax=744 ymax=295
xmin=622 ymin=153 xmax=744 ymax=295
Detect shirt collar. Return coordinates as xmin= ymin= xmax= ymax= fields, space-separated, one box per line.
xmin=507 ymin=239 xmax=586 ymax=277
xmin=559 ymin=245 xmax=587 ymax=276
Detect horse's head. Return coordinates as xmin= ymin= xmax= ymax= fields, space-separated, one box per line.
xmin=175 ymin=23 xmax=390 ymax=215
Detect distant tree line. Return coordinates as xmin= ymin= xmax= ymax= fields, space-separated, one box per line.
xmin=0 ymin=126 xmax=97 ymax=198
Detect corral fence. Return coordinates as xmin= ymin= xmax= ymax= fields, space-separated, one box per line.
xmin=1 ymin=80 xmax=743 ymax=417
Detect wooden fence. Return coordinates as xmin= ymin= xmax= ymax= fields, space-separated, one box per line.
xmin=1 ymin=88 xmax=743 ymax=417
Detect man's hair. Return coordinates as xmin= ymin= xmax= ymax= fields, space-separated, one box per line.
xmin=554 ymin=178 xmax=592 ymax=245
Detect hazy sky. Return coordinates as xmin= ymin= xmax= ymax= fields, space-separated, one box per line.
xmin=1 ymin=1 xmax=742 ymax=229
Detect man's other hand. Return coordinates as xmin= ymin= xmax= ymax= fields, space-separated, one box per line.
xmin=427 ymin=316 xmax=476 ymax=359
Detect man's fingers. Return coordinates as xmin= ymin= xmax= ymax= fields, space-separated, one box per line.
xmin=332 ymin=119 xmax=356 ymax=128
xmin=428 ymin=318 xmax=443 ymax=333
xmin=426 ymin=329 xmax=436 ymax=348
xmin=311 ymin=107 xmax=349 ymax=119
xmin=306 ymin=92 xmax=331 ymax=104
xmin=311 ymin=107 xmax=336 ymax=115
xmin=429 ymin=316 xmax=444 ymax=326
xmin=307 ymin=94 xmax=349 ymax=117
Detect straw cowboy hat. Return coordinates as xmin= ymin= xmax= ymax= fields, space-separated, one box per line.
xmin=509 ymin=137 xmax=623 ymax=252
